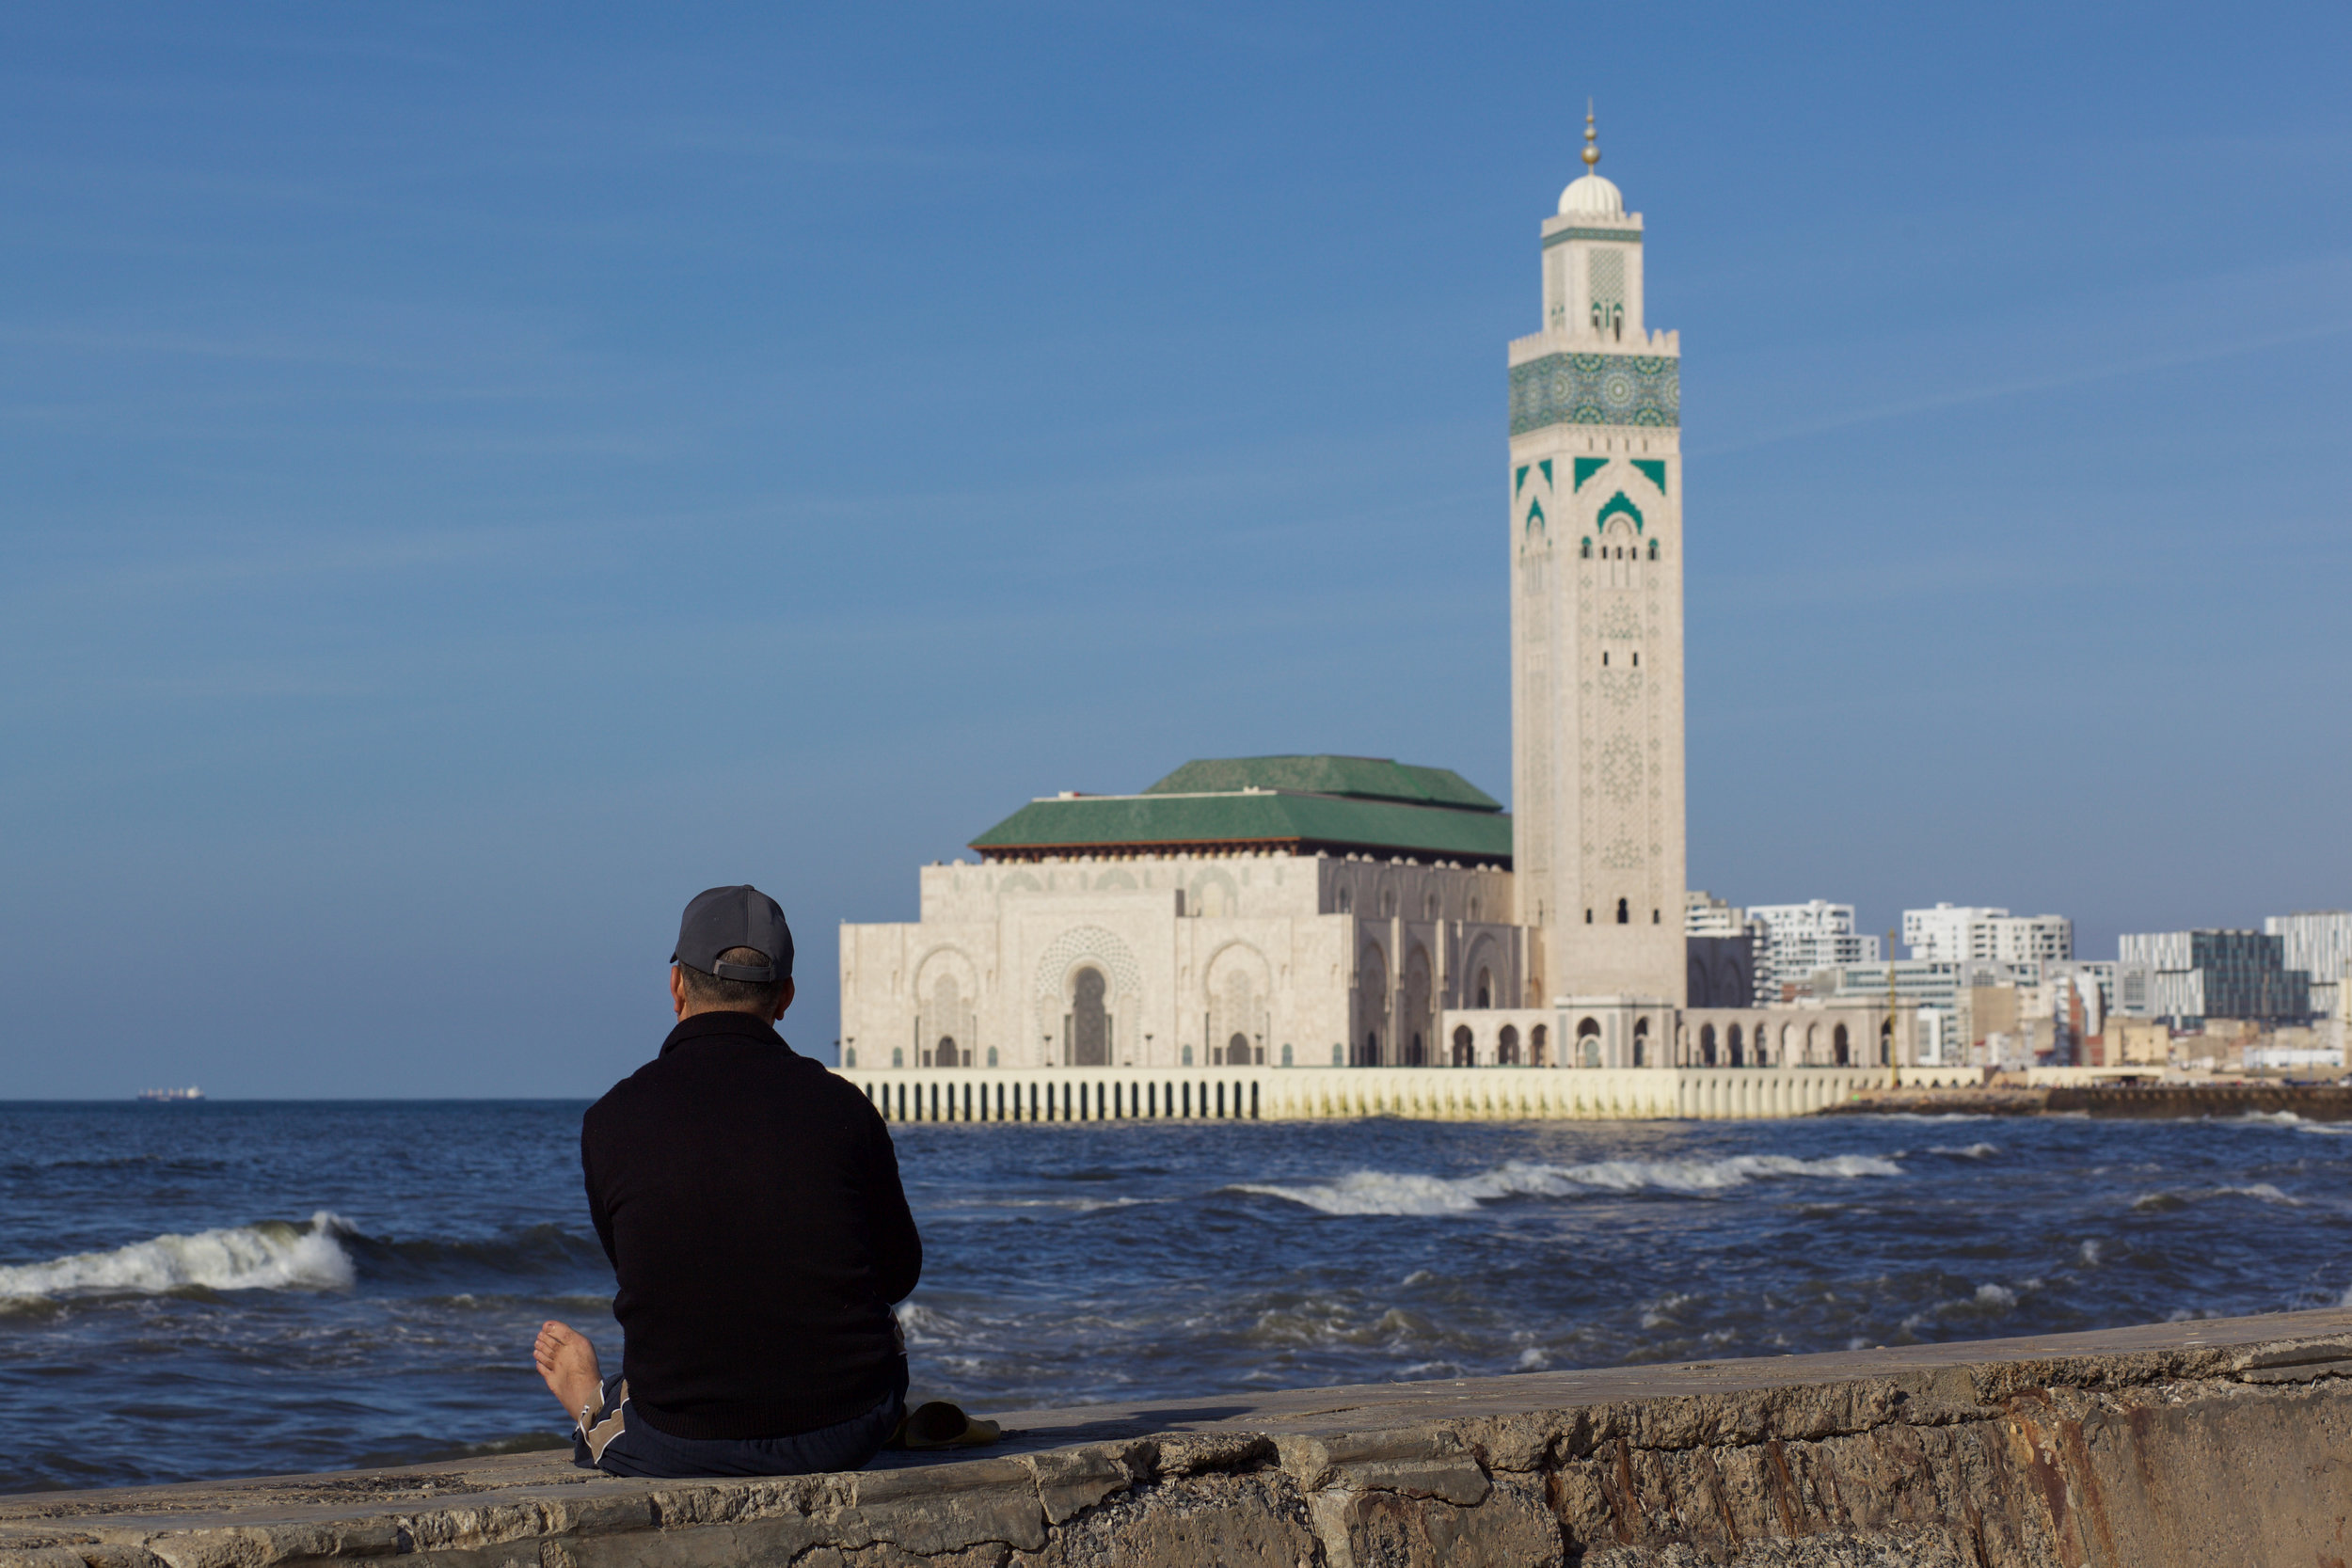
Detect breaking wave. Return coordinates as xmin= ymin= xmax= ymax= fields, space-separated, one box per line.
xmin=0 ymin=1212 xmax=357 ymax=1301
xmin=1233 ymin=1153 xmax=1904 ymax=1216
xmin=2230 ymin=1111 xmax=2352 ymax=1137
xmin=2131 ymin=1182 xmax=2301 ymax=1213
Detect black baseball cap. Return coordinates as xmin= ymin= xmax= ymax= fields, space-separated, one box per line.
xmin=672 ymin=885 xmax=794 ymax=983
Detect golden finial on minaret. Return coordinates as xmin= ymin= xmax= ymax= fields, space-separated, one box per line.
xmin=1582 ymin=101 xmax=1600 ymax=170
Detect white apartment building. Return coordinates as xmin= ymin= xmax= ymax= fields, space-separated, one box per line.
xmin=1902 ymin=904 xmax=2073 ymax=964
xmin=1685 ymin=890 xmax=1746 ymax=937
xmin=1747 ymin=901 xmax=1880 ymax=1001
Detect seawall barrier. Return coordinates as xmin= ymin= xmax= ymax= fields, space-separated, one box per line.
xmin=6 ymin=1308 xmax=2347 ymax=1567
xmin=832 ymin=1064 xmax=1909 ymax=1123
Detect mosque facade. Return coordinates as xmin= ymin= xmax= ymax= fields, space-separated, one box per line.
xmin=837 ymin=120 xmax=1908 ymax=1082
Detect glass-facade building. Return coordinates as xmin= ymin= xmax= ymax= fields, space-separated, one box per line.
xmin=2116 ymin=929 xmax=2311 ymax=1024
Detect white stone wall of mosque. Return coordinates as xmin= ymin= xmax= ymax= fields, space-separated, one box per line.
xmin=838 ymin=852 xmax=1524 ymax=1073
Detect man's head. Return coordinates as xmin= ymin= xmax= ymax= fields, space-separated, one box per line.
xmin=670 ymin=885 xmax=796 ymax=1022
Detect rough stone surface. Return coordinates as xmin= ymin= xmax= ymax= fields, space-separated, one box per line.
xmin=6 ymin=1310 xmax=2347 ymax=1568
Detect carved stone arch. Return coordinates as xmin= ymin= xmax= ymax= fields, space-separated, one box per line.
xmin=1354 ymin=940 xmax=1390 ymax=1066
xmin=1033 ymin=926 xmax=1143 ymax=1064
xmin=1202 ymin=939 xmax=1273 ymax=1000
xmin=994 ymin=871 xmax=1041 ymax=896
xmin=916 ymin=947 xmax=979 ymax=1069
xmin=1093 ymin=867 xmax=1137 ymax=892
xmin=1187 ymin=865 xmax=1241 ymax=919
xmin=1596 ymin=491 xmax=1645 ymax=533
xmin=1402 ymin=945 xmax=1434 ymax=1066
xmin=1463 ymin=934 xmax=1502 ymax=1009
xmin=1204 ymin=941 xmax=1274 ymax=1067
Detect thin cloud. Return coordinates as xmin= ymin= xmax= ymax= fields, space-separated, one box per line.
xmin=1694 ymin=315 xmax=2352 ymax=457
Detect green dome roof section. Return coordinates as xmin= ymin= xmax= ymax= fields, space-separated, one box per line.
xmin=969 ymin=755 xmax=1512 ymax=867
xmin=1144 ymin=755 xmax=1502 ymax=813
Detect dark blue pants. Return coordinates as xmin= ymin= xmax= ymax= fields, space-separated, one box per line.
xmin=571 ymin=1360 xmax=908 ymax=1479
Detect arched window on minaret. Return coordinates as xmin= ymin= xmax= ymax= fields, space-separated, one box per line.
xmin=1615 ymin=896 xmax=1629 ymax=925
xmin=1580 ymin=537 xmax=1592 ymax=559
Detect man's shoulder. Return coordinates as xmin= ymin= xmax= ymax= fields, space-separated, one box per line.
xmin=776 ymin=1048 xmax=881 ymax=1114
xmin=586 ymin=1038 xmax=870 ymax=1118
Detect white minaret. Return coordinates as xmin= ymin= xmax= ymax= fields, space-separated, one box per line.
xmin=1507 ymin=108 xmax=1687 ymax=1009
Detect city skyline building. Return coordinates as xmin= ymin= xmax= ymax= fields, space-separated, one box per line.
xmin=1902 ymin=904 xmax=2073 ymax=965
xmin=1746 ymin=901 xmax=1881 ymax=1001
xmin=2265 ymin=911 xmax=2351 ymax=1022
xmin=1684 ymin=892 xmax=1761 ymax=1009
xmin=2115 ymin=929 xmax=2311 ymax=1026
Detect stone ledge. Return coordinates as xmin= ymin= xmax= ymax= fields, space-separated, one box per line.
xmin=6 ymin=1309 xmax=2348 ymax=1568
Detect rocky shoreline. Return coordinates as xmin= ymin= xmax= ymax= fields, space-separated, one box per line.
xmin=1821 ymin=1082 xmax=2352 ymax=1120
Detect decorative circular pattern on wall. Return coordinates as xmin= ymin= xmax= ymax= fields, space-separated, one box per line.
xmin=1033 ymin=925 xmax=1143 ymax=1036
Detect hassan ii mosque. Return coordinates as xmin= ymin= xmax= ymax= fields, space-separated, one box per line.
xmin=837 ymin=118 xmax=1913 ymax=1087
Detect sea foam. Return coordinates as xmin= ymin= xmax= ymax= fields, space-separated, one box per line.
xmin=0 ymin=1212 xmax=357 ymax=1301
xmin=2130 ymin=1182 xmax=2301 ymax=1213
xmin=1234 ymin=1153 xmax=1903 ymax=1216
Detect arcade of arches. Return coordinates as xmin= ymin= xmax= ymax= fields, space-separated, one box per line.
xmin=1433 ymin=1005 xmax=1904 ymax=1070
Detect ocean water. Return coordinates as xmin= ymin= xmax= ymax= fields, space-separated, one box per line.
xmin=3 ymin=1099 xmax=2349 ymax=1494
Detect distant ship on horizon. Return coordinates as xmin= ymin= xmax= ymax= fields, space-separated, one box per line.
xmin=136 ymin=1085 xmax=204 ymax=1102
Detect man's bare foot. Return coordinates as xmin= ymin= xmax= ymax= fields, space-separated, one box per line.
xmin=533 ymin=1321 xmax=603 ymax=1427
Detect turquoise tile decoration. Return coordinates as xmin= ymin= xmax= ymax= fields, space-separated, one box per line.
xmin=1538 ymin=459 xmax=1553 ymax=487
xmin=1597 ymin=491 xmax=1645 ymax=532
xmin=1632 ymin=459 xmax=1668 ymax=495
xmin=1515 ymin=465 xmax=1529 ymax=497
xmin=1540 ymin=227 xmax=1645 ymax=250
xmin=1573 ymin=457 xmax=1610 ymax=490
xmin=1509 ymin=353 xmax=1679 ymax=434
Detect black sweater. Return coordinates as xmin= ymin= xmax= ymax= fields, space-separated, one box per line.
xmin=581 ymin=1010 xmax=921 ymax=1440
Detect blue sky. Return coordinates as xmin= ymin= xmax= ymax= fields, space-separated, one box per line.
xmin=2 ymin=3 xmax=2345 ymax=1097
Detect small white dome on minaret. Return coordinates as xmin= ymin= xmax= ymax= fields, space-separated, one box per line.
xmin=1557 ymin=103 xmax=1624 ymax=216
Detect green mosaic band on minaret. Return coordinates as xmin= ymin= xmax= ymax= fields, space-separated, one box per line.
xmin=1508 ymin=352 xmax=1680 ymax=434
xmin=1541 ymin=226 xmax=1643 ymax=249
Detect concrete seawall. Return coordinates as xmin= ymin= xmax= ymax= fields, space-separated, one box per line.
xmin=834 ymin=1065 xmax=1910 ymax=1123
xmin=7 ymin=1309 xmax=2347 ymax=1567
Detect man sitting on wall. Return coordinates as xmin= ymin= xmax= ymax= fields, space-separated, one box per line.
xmin=532 ymin=884 xmax=922 ymax=1477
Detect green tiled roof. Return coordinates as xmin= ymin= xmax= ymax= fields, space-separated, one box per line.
xmin=970 ymin=755 xmax=1512 ymax=865
xmin=1144 ymin=755 xmax=1502 ymax=812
